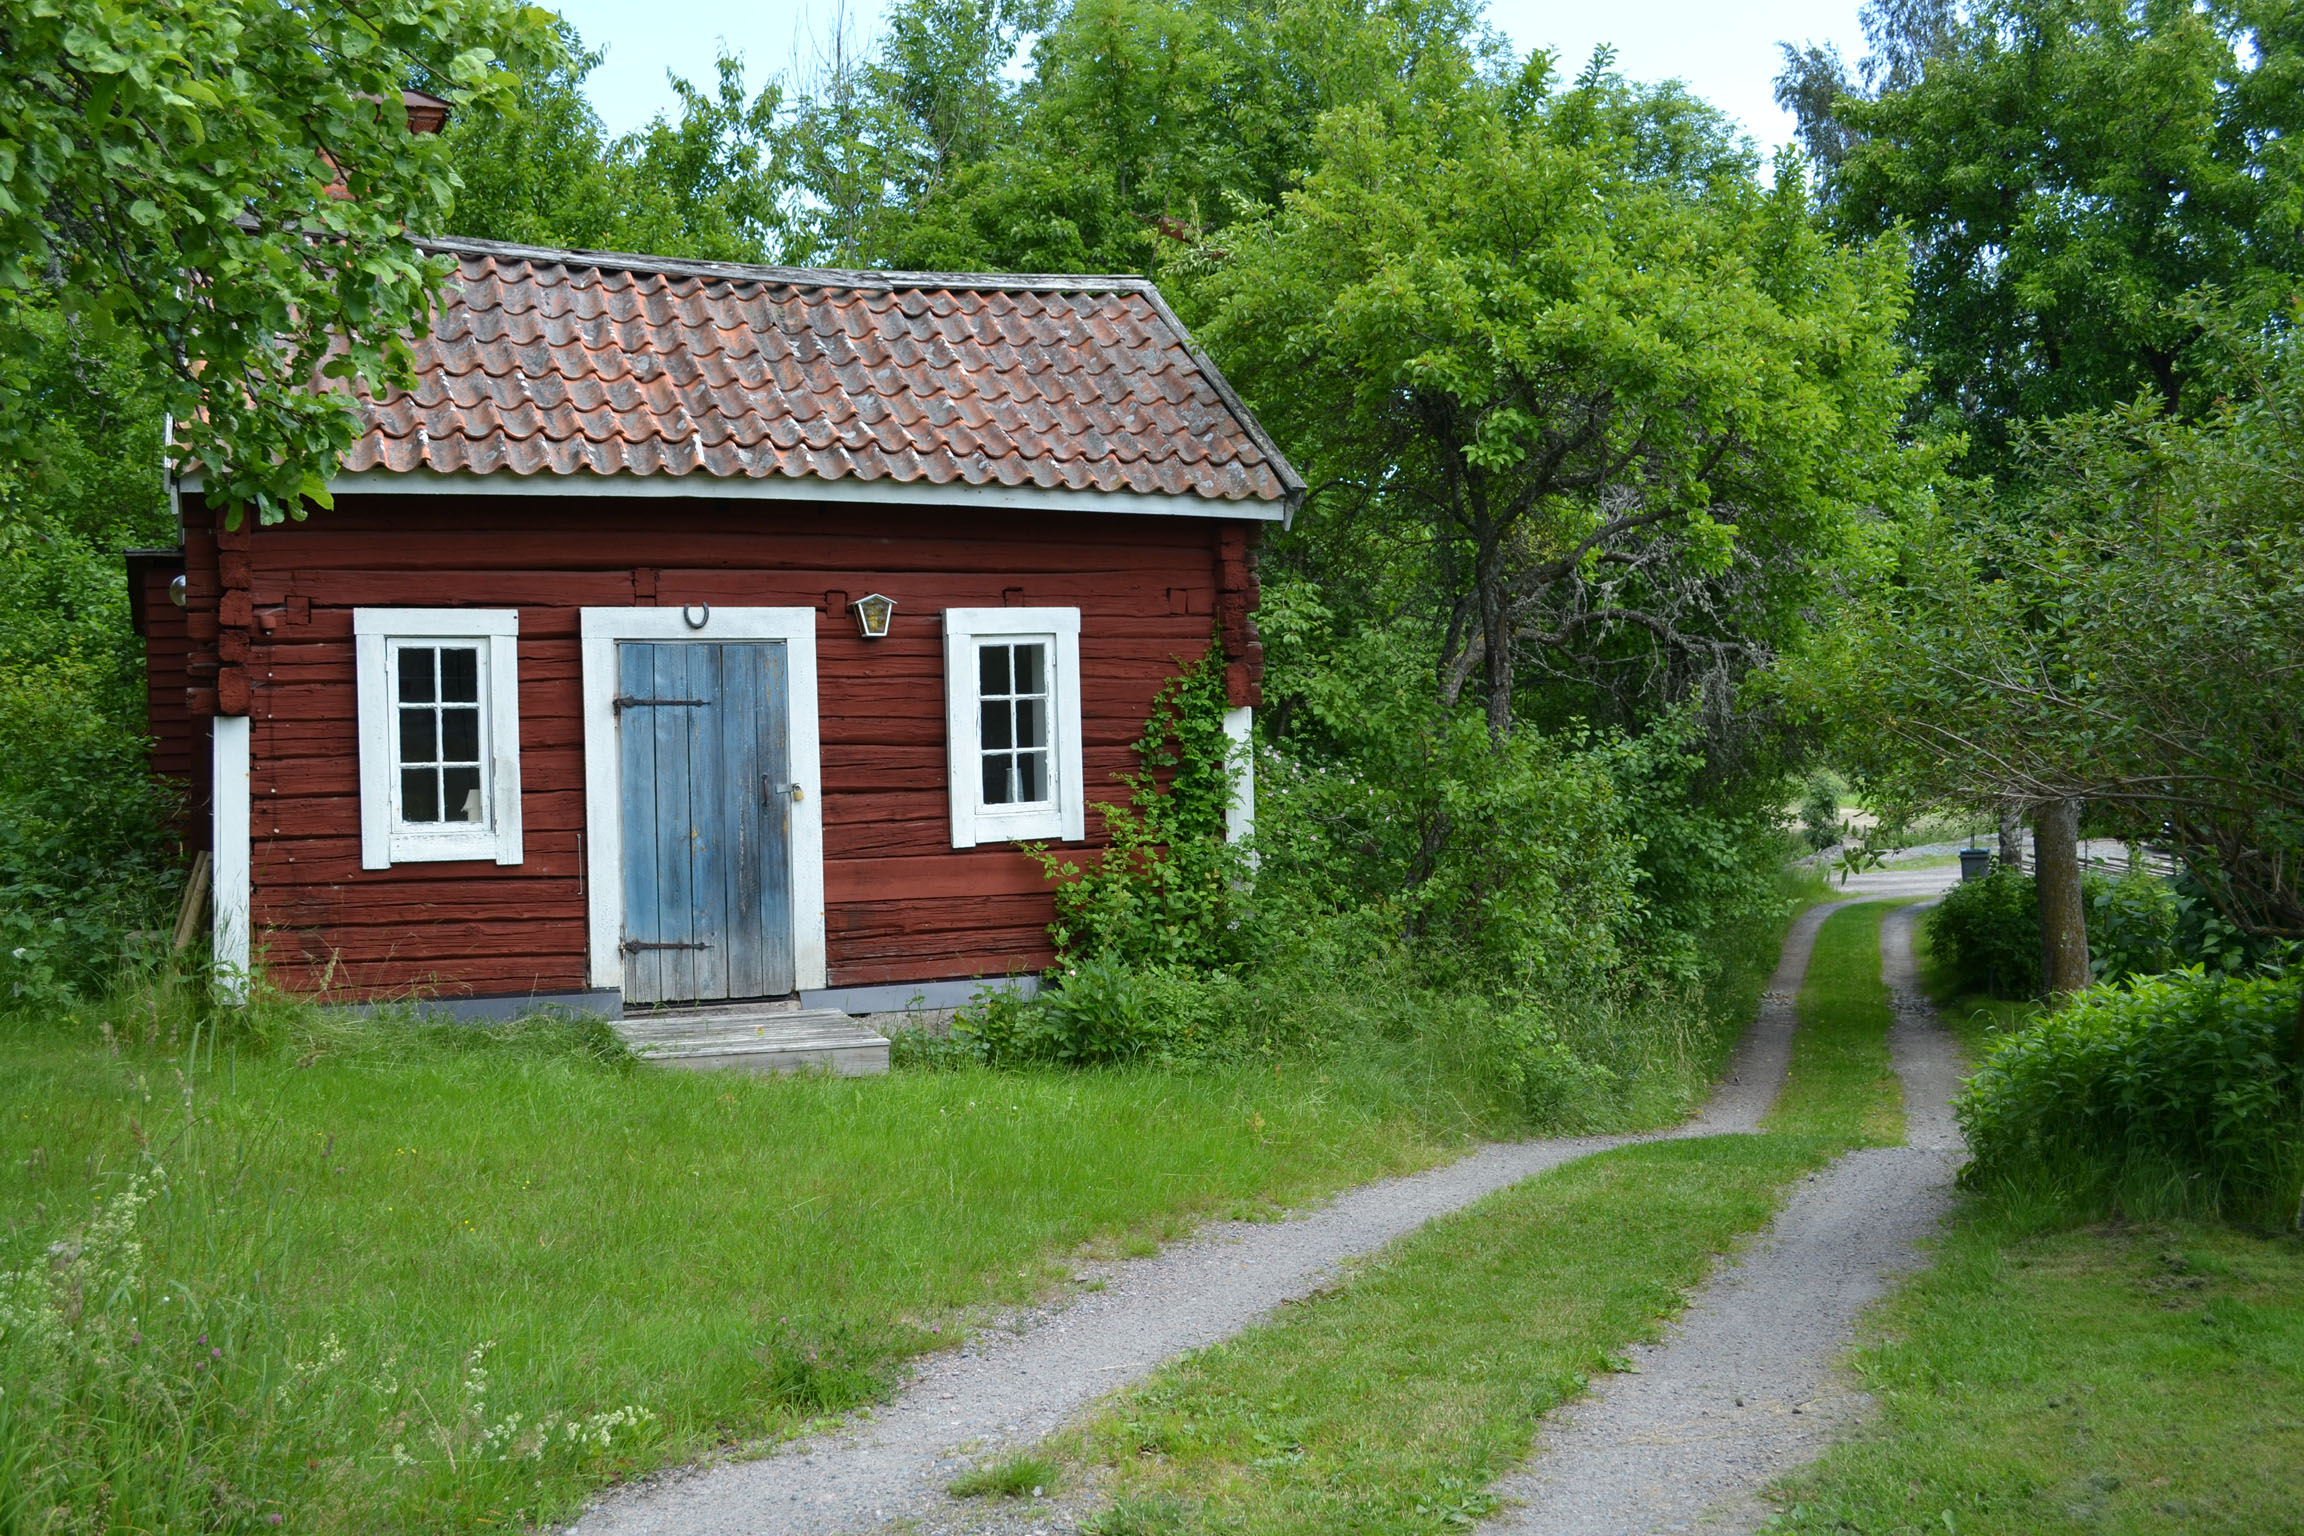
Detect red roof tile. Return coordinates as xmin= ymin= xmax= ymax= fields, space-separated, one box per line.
xmin=337 ymin=237 xmax=1302 ymax=511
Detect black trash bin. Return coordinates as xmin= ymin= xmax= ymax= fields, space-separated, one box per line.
xmin=1959 ymin=847 xmax=1994 ymax=882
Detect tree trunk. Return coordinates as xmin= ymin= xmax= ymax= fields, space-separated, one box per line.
xmin=1998 ymin=800 xmax=2024 ymax=874
xmin=1473 ymin=521 xmax=1513 ymax=745
xmin=2035 ymin=797 xmax=2091 ymax=998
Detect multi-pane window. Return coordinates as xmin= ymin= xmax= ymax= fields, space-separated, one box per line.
xmin=943 ymin=608 xmax=1082 ymax=848
xmin=354 ymin=610 xmax=522 ymax=868
xmin=978 ymin=640 xmax=1050 ymax=806
xmin=395 ymin=644 xmax=486 ymax=824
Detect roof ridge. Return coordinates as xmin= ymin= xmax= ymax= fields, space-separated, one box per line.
xmin=418 ymin=234 xmax=1164 ymax=299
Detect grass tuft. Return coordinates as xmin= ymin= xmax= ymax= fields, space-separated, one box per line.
xmin=949 ymin=1452 xmax=1062 ymax=1498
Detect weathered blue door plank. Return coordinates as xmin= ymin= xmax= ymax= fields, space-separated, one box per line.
xmin=687 ymin=644 xmax=731 ymax=1001
xmin=618 ymin=644 xmax=664 ymax=1004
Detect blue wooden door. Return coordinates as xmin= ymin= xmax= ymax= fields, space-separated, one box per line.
xmin=617 ymin=642 xmax=794 ymax=1005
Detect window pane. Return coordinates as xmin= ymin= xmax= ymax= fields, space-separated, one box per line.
xmin=398 ymin=647 xmax=436 ymax=703
xmin=402 ymin=766 xmax=441 ymax=822
xmin=982 ymin=697 xmax=1013 ymax=751
xmin=1013 ymin=641 xmax=1046 ymax=695
xmin=442 ymin=767 xmax=483 ymax=823
xmin=439 ymin=646 xmax=480 ymax=703
xmin=1017 ymin=749 xmax=1047 ymax=803
xmin=1014 ymin=696 xmax=1046 ymax=751
xmin=982 ymin=753 xmax=1011 ymax=805
xmin=979 ymin=643 xmax=1009 ymax=696
xmin=441 ymin=706 xmax=481 ymax=764
xmin=399 ymin=707 xmax=438 ymax=765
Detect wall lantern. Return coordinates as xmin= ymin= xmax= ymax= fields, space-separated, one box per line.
xmin=850 ymin=592 xmax=897 ymax=639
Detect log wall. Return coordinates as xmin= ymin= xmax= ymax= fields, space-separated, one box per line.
xmin=175 ymin=491 xmax=1262 ymax=1003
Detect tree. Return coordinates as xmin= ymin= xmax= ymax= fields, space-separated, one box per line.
xmin=441 ymin=29 xmax=789 ymax=263
xmin=876 ymin=0 xmax=1502 ymax=273
xmin=1185 ymin=61 xmax=1919 ymax=748
xmin=1781 ymin=0 xmax=2304 ymax=479
xmin=1816 ymin=316 xmax=2304 ymax=1011
xmin=0 ymin=0 xmax=552 ymax=524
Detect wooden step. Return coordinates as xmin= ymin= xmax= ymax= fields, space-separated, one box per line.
xmin=613 ymin=1007 xmax=890 ymax=1077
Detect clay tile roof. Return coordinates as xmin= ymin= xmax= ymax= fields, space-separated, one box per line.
xmin=340 ymin=235 xmax=1304 ymax=513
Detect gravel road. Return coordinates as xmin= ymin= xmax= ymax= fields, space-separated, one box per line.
xmin=566 ymin=903 xmax=1867 ymax=1536
xmin=1481 ymin=901 xmax=1965 ymax=1536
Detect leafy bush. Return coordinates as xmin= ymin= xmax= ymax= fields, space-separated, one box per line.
xmin=1925 ymin=867 xmax=2041 ymax=998
xmin=1252 ymin=613 xmax=1637 ymax=993
xmin=1932 ymin=860 xmax=2284 ymax=1001
xmin=2088 ymin=869 xmax=2181 ymax=982
xmin=0 ymin=304 xmax=184 ymax=1005
xmin=1798 ymin=770 xmax=1842 ymax=850
xmin=1956 ymin=969 xmax=2304 ymax=1218
xmin=954 ymin=959 xmax=1241 ymax=1069
xmin=1034 ymin=646 xmax=1252 ymax=970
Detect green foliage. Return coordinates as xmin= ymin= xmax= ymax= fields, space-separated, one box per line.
xmin=880 ymin=0 xmax=1503 ymax=272
xmin=1821 ymin=321 xmax=2304 ymax=946
xmin=444 ymin=36 xmax=789 ymax=263
xmin=1926 ymin=868 xmax=2042 ymax=999
xmin=0 ymin=0 xmax=553 ymax=523
xmin=1188 ymin=65 xmax=1920 ymax=743
xmin=1798 ymin=772 xmax=1843 ymax=851
xmin=1811 ymin=0 xmax=2304 ymax=478
xmin=2086 ymin=868 xmax=2181 ymax=984
xmin=0 ymin=304 xmax=180 ymax=1003
xmin=1956 ymin=969 xmax=2304 ymax=1219
xmin=1035 ymin=646 xmax=1250 ymax=972
xmin=1253 ymin=603 xmax=1638 ymax=992
xmin=957 ymin=957 xmax=1243 ymax=1068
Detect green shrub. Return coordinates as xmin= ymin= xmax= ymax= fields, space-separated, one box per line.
xmin=2087 ymin=869 xmax=2181 ymax=982
xmin=1955 ymin=969 xmax=2304 ymax=1218
xmin=1798 ymin=770 xmax=1842 ymax=851
xmin=1925 ymin=867 xmax=2041 ymax=998
xmin=0 ymin=307 xmax=184 ymax=1005
xmin=953 ymin=959 xmax=1243 ymax=1069
xmin=1035 ymin=645 xmax=1251 ymax=971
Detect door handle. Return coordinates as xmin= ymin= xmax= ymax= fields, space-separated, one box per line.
xmin=761 ymin=777 xmax=805 ymax=804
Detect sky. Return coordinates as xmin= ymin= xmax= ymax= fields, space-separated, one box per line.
xmin=553 ymin=0 xmax=1870 ymax=159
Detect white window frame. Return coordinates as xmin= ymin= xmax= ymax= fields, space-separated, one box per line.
xmin=944 ymin=607 xmax=1084 ymax=847
xmin=354 ymin=609 xmax=523 ymax=869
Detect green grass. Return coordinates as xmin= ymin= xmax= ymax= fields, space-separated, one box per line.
xmin=1767 ymin=901 xmax=1905 ymax=1146
xmin=1060 ymin=898 xmax=1900 ymax=1534
xmin=0 ymin=1004 xmax=1462 ymax=1533
xmin=0 ymin=880 xmax=1812 ymax=1533
xmin=950 ymin=1452 xmax=1063 ymax=1498
xmin=1070 ymin=1136 xmax=1850 ymax=1534
xmin=1767 ymin=1214 xmax=2304 ymax=1534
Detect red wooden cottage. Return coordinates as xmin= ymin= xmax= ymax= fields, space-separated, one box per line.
xmin=134 ymin=237 xmax=1298 ymax=1063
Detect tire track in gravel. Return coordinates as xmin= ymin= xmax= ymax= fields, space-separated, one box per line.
xmin=1480 ymin=900 xmax=1965 ymax=1536
xmin=567 ymin=902 xmax=1863 ymax=1536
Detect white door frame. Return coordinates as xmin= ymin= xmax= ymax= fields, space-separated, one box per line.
xmin=580 ymin=607 xmax=826 ymax=994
